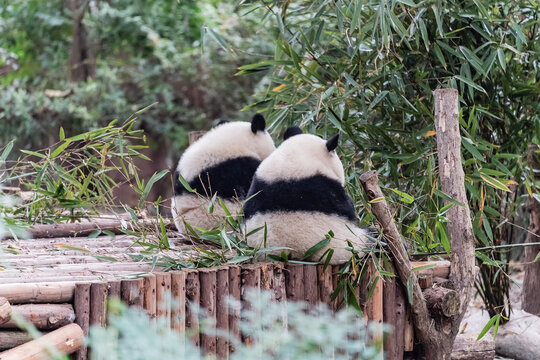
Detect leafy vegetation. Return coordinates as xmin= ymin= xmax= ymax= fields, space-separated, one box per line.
xmin=88 ymin=290 xmax=386 ymax=359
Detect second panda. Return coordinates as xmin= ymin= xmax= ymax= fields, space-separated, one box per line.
xmin=172 ymin=114 xmax=275 ymax=232
xmin=244 ymin=127 xmax=372 ymax=264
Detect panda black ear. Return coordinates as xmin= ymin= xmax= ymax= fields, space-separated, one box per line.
xmin=215 ymin=119 xmax=229 ymax=127
xmin=326 ymin=134 xmax=339 ymax=152
xmin=251 ymin=114 xmax=266 ymax=134
xmin=283 ymin=126 xmax=303 ymax=140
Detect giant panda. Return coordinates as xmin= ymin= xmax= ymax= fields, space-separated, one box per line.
xmin=244 ymin=127 xmax=372 ymax=264
xmin=172 ymin=114 xmax=275 ymax=232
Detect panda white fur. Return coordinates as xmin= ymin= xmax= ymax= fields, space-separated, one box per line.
xmin=172 ymin=114 xmax=275 ymax=232
xmin=244 ymin=127 xmax=371 ymax=264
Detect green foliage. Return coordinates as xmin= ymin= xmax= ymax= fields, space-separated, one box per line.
xmin=237 ymin=0 xmax=539 ymax=320
xmin=88 ymin=290 xmax=386 ymax=359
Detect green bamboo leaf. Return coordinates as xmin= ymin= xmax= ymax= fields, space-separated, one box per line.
xmin=454 ymin=75 xmax=487 ymax=95
xmin=302 ymin=237 xmax=331 ymax=260
xmin=20 ymin=150 xmax=46 ymax=159
xmin=461 ymin=137 xmax=485 ymax=161
xmin=390 ymin=188 xmax=414 ymax=203
xmin=534 ymin=251 xmax=540 ymax=262
xmin=406 ymin=276 xmax=413 ymax=304
xmin=50 ymin=140 xmax=72 ymax=159
xmin=477 ymin=314 xmax=500 ymax=341
xmin=59 ymin=127 xmax=65 ymax=141
xmin=0 ymin=140 xmax=14 ymax=163
xmin=138 ymin=169 xmax=169 ymax=208
xmin=478 ymin=172 xmax=511 ymax=192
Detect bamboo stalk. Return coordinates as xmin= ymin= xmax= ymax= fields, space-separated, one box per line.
xmin=0 ymin=323 xmax=83 ymax=359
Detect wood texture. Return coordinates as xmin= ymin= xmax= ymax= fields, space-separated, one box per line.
xmin=0 ymin=331 xmax=32 ymax=350
xmin=120 ymin=278 xmax=144 ymax=308
xmin=73 ymin=283 xmax=90 ymax=360
xmin=0 ymin=298 xmax=11 ymax=325
xmin=89 ymin=282 xmax=108 ymax=327
xmin=285 ymin=264 xmax=304 ymax=302
xmin=423 ymin=287 xmax=460 ymax=318
xmin=1 ymin=304 xmax=74 ymax=330
xmin=303 ymin=265 xmax=319 ymax=306
xmin=317 ymin=265 xmax=333 ymax=308
xmin=0 ymin=283 xmax=75 ymax=304
xmin=383 ymin=268 xmax=403 ymax=360
xmin=216 ymin=267 xmax=229 ymax=359
xmin=142 ymin=274 xmax=157 ymax=319
xmin=155 ymin=272 xmax=172 ymax=327
xmin=171 ymin=271 xmax=186 ymax=333
xmin=228 ymin=266 xmax=241 ymax=352
xmin=199 ymin=269 xmax=217 ymax=356
xmin=185 ymin=269 xmax=201 ymax=349
xmin=0 ymin=323 xmax=83 ymax=359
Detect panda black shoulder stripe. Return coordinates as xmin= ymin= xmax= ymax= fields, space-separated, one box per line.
xmin=244 ymin=174 xmax=358 ymax=222
xmin=174 ymin=156 xmax=261 ymax=199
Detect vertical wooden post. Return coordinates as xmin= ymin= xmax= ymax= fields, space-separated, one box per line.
xmin=332 ymin=265 xmax=344 ymax=311
xmin=143 ymin=274 xmax=157 ymax=319
xmin=365 ymin=262 xmax=384 ymax=346
xmin=317 ymin=265 xmax=333 ymax=308
xmin=200 ymin=269 xmax=217 ymax=356
xmin=383 ymin=266 xmax=403 ymax=360
xmin=185 ymin=269 xmax=201 ymax=350
xmin=73 ymin=283 xmax=90 ymax=360
xmin=303 ymin=265 xmax=319 ymax=307
xmin=241 ymin=264 xmax=261 ymax=345
xmin=216 ymin=267 xmax=230 ymax=359
xmin=260 ymin=263 xmax=275 ymax=300
xmin=120 ymin=278 xmax=144 ymax=308
xmin=89 ymin=282 xmax=107 ymax=327
xmin=285 ymin=264 xmax=304 ymax=302
xmin=156 ymin=272 xmax=172 ymax=328
xmin=228 ymin=266 xmax=241 ymax=352
xmin=171 ymin=271 xmax=187 ymax=334
xmin=107 ymin=280 xmax=121 ymax=300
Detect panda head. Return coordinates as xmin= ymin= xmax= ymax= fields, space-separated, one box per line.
xmin=256 ymin=127 xmax=345 ymax=185
xmin=178 ymin=114 xmax=275 ymax=181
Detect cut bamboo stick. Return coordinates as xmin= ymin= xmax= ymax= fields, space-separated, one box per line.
xmin=171 ymin=271 xmax=186 ymax=333
xmin=155 ymin=272 xmax=172 ymax=328
xmin=142 ymin=274 xmax=157 ymax=319
xmin=73 ymin=283 xmax=90 ymax=360
xmin=285 ymin=264 xmax=304 ymax=302
xmin=303 ymin=265 xmax=319 ymax=306
xmin=199 ymin=268 xmax=217 ymax=356
xmin=0 ymin=323 xmax=83 ymax=359
xmin=0 ymin=304 xmax=74 ymax=330
xmin=0 ymin=283 xmax=75 ymax=304
xmin=216 ymin=267 xmax=229 ymax=359
xmin=89 ymin=283 xmax=108 ymax=327
xmin=120 ymin=278 xmax=144 ymax=308
xmin=0 ymin=298 xmax=11 ymax=325
xmin=228 ymin=266 xmax=241 ymax=352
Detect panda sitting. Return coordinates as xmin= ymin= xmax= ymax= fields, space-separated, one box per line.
xmin=172 ymin=114 xmax=275 ymax=232
xmin=244 ymin=127 xmax=373 ymax=264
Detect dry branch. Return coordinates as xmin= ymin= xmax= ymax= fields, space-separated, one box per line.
xmin=0 ymin=323 xmax=83 ymax=359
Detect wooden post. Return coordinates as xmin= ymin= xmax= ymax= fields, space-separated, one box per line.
xmin=303 ymin=265 xmax=319 ymax=307
xmin=317 ymin=265 xmax=333 ymax=308
xmin=142 ymin=274 xmax=157 ymax=319
xmin=365 ymin=261 xmax=383 ymax=345
xmin=107 ymin=280 xmax=121 ymax=300
xmin=285 ymin=264 xmax=304 ymax=302
xmin=0 ymin=323 xmax=83 ymax=359
xmin=332 ymin=265 xmax=344 ymax=311
xmin=240 ymin=265 xmax=261 ymax=345
xmin=120 ymin=278 xmax=144 ymax=308
xmin=216 ymin=267 xmax=229 ymax=359
xmin=73 ymin=283 xmax=90 ymax=360
xmin=155 ymin=272 xmax=172 ymax=328
xmin=0 ymin=298 xmax=11 ymax=325
xmin=260 ymin=264 xmax=275 ymax=299
xmin=185 ymin=269 xmax=201 ymax=349
xmin=200 ymin=269 xmax=217 ymax=356
xmin=89 ymin=283 xmax=108 ymax=327
xmin=1 ymin=304 xmax=75 ymax=330
xmin=228 ymin=266 xmax=241 ymax=352
xmin=171 ymin=271 xmax=187 ymax=333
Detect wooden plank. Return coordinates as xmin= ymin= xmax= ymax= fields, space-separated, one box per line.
xmin=73 ymin=283 xmax=90 ymax=360
xmin=303 ymin=265 xmax=319 ymax=307
xmin=120 ymin=278 xmax=144 ymax=308
xmin=142 ymin=274 xmax=157 ymax=319
xmin=155 ymin=272 xmax=172 ymax=328
xmin=200 ymin=269 xmax=217 ymax=356
xmin=228 ymin=266 xmax=241 ymax=352
xmin=285 ymin=264 xmax=304 ymax=302
xmin=171 ymin=271 xmax=186 ymax=333
xmin=216 ymin=267 xmax=229 ymax=359
xmin=89 ymin=282 xmax=108 ymax=327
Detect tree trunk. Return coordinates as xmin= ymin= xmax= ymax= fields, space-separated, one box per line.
xmin=523 ymin=143 xmax=540 ymax=315
xmin=68 ymin=0 xmax=95 ymax=82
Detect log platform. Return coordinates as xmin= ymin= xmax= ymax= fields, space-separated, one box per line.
xmin=0 ymin=221 xmax=452 ymax=359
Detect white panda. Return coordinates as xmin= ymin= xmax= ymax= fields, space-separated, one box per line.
xmin=172 ymin=114 xmax=275 ymax=232
xmin=244 ymin=127 xmax=372 ymax=264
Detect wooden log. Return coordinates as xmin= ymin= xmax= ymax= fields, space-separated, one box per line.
xmin=451 ymin=332 xmax=495 ymax=360
xmin=404 ymin=305 xmax=414 ymax=352
xmin=171 ymin=271 xmax=186 ymax=333
xmin=107 ymin=280 xmax=121 ymax=300
xmin=0 ymin=304 xmax=75 ymax=330
xmin=228 ymin=266 xmax=241 ymax=352
xmin=142 ymin=274 xmax=157 ymax=319
xmin=6 ymin=234 xmax=136 ymax=248
xmin=189 ymin=131 xmax=207 ymax=144
xmin=395 ymin=277 xmax=407 ymax=356
xmin=260 ymin=263 xmax=275 ymax=299
xmin=423 ymin=286 xmax=460 ymax=318
xmin=365 ymin=262 xmax=383 ymax=343
xmin=89 ymin=282 xmax=108 ymax=327
xmin=418 ymin=275 xmax=433 ymax=289
xmin=216 ymin=267 xmax=229 ymax=359
xmin=0 ymin=298 xmax=11 ymax=325
xmin=0 ymin=331 xmax=32 ymax=350
xmin=0 ymin=283 xmax=75 ymax=304
xmin=0 ymin=323 xmax=83 ymax=359
xmin=0 ymin=262 xmax=156 ymax=277
xmin=332 ymin=265 xmax=344 ymax=311
xmin=273 ymin=264 xmax=287 ymax=304
xmin=120 ymin=278 xmax=144 ymax=308
xmin=303 ymin=265 xmax=319 ymax=307
xmin=285 ymin=264 xmax=304 ymax=302
xmin=383 ymin=271 xmax=402 ymax=360
xmin=185 ymin=269 xmax=200 ymax=348
xmin=0 ymin=272 xmax=142 ymax=284
xmin=73 ymin=283 xmax=90 ymax=360
xmin=155 ymin=272 xmax=172 ymax=327
xmin=241 ymin=265 xmax=261 ymax=345
xmin=199 ymin=269 xmax=217 ymax=356
xmin=410 ymin=261 xmax=450 ymax=278
xmin=317 ymin=265 xmax=333 ymax=308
